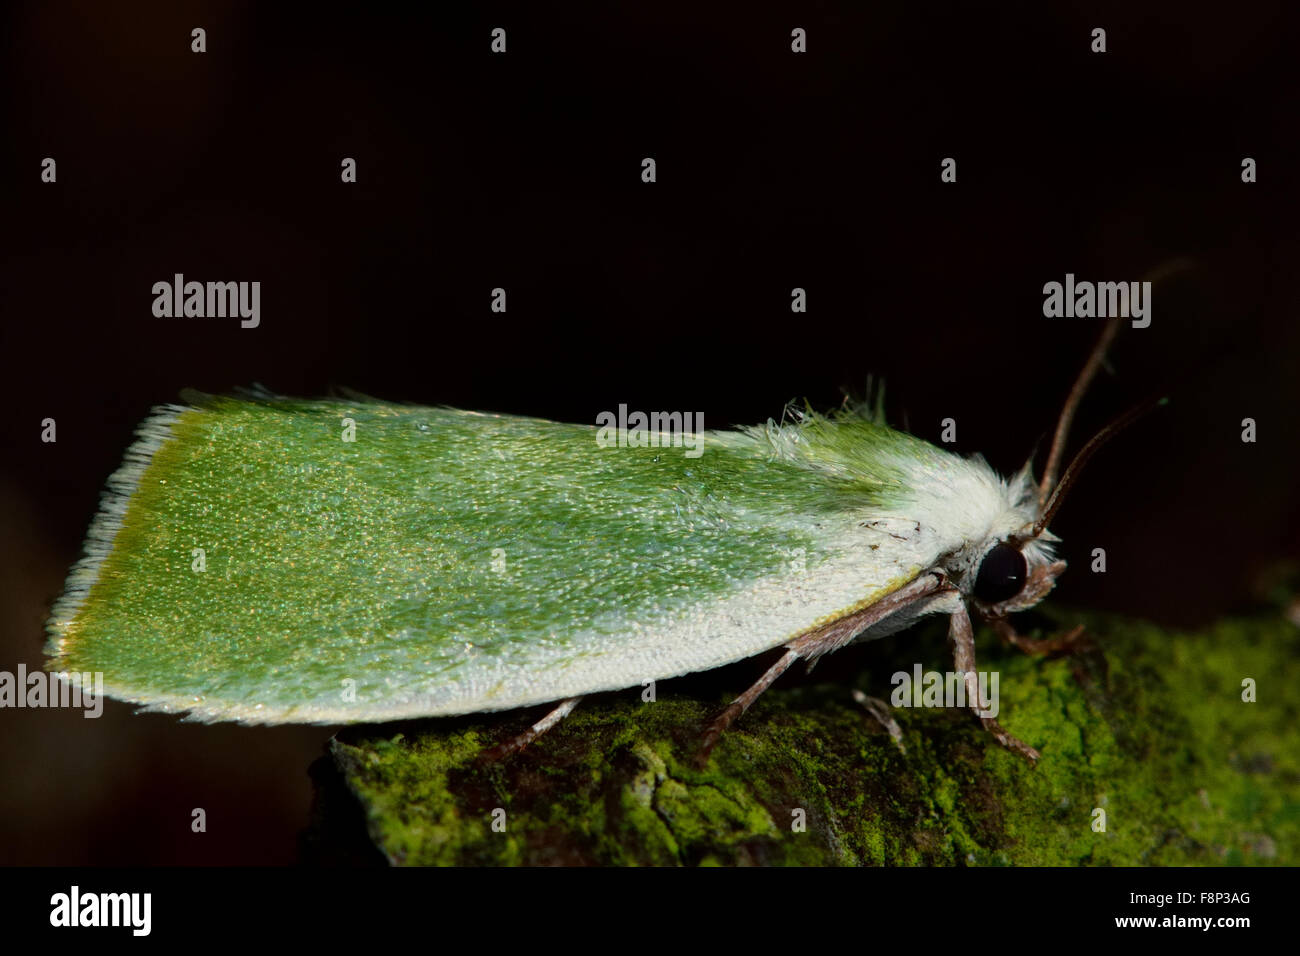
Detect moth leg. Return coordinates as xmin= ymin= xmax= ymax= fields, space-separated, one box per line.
xmin=851 ymin=690 xmax=907 ymax=754
xmin=993 ymin=618 xmax=1087 ymax=656
xmin=479 ymin=696 xmax=584 ymax=763
xmin=698 ymin=571 xmax=949 ymax=762
xmin=949 ymin=605 xmax=1040 ymax=764
xmin=699 ymin=649 xmax=800 ymax=760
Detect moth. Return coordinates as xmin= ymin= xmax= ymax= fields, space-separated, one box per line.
xmin=46 ymin=327 xmax=1144 ymax=764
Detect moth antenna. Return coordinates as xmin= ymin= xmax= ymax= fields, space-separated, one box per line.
xmin=1037 ymin=257 xmax=1193 ymax=508
xmin=1033 ymin=396 xmax=1166 ymax=537
xmin=1038 ymin=319 xmax=1120 ymax=510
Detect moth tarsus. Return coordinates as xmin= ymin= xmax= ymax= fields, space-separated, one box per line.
xmin=851 ymin=691 xmax=907 ymax=755
xmin=949 ymin=601 xmax=1041 ymax=764
xmin=993 ymin=618 xmax=1089 ymax=657
xmin=478 ymin=696 xmax=585 ymax=764
xmin=697 ymin=647 xmax=801 ymax=760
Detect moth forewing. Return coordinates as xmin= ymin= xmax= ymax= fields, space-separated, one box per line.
xmin=46 ymin=399 xmax=957 ymax=725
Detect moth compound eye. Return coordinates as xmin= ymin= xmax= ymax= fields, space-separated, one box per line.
xmin=973 ymin=543 xmax=1027 ymax=604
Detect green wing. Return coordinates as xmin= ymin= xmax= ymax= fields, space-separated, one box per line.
xmin=47 ymin=397 xmax=941 ymax=723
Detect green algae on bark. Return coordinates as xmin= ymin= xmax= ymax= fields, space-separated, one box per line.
xmin=324 ymin=606 xmax=1299 ymax=865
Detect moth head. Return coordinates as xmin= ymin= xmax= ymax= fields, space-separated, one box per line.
xmin=957 ymin=469 xmax=1065 ymax=616
xmin=970 ymin=540 xmax=1066 ymax=617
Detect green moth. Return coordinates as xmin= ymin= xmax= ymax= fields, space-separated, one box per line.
xmin=46 ymin=336 xmax=1137 ymax=763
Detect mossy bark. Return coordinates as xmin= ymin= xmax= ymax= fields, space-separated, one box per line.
xmin=311 ymin=603 xmax=1299 ymax=866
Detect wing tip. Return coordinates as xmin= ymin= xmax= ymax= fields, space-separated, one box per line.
xmin=44 ymin=404 xmax=194 ymax=653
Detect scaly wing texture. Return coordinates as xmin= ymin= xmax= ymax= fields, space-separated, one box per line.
xmin=46 ymin=397 xmax=995 ymax=723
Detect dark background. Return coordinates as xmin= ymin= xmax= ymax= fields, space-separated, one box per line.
xmin=1 ymin=2 xmax=1296 ymax=864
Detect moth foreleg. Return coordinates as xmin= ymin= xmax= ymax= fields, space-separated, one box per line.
xmin=478 ymin=696 xmax=584 ymax=763
xmin=993 ymin=617 xmax=1087 ymax=657
xmin=949 ymin=605 xmax=1040 ymax=764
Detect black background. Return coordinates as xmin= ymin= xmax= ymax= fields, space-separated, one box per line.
xmin=1 ymin=1 xmax=1296 ymax=865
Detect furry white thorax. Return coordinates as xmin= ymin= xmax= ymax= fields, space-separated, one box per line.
xmin=859 ymin=452 xmax=1057 ymax=598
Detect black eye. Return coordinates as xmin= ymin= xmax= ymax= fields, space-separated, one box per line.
xmin=974 ymin=543 xmax=1027 ymax=604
